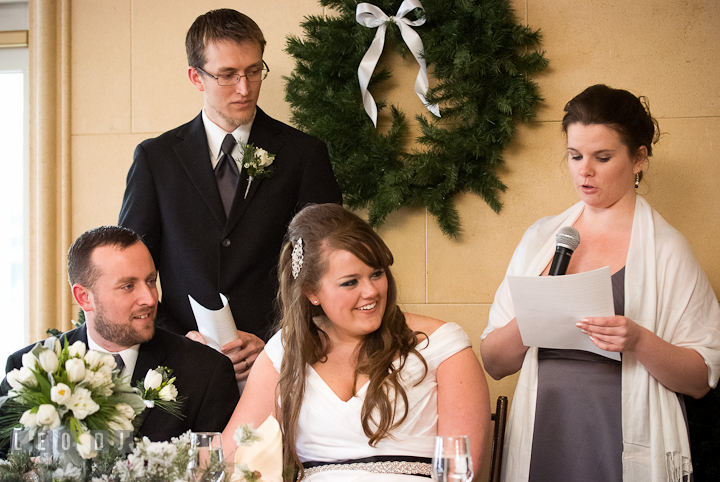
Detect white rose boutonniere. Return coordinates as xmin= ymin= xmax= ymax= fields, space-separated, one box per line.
xmin=240 ymin=142 xmax=275 ymax=199
xmin=136 ymin=366 xmax=186 ymax=419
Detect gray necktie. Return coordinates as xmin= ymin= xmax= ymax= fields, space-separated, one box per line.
xmin=113 ymin=354 xmax=125 ymax=373
xmin=215 ymin=134 xmax=240 ymax=217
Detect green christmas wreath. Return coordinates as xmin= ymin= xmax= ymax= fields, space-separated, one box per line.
xmin=285 ymin=0 xmax=548 ymax=237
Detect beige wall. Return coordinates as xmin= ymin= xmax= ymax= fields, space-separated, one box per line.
xmin=56 ymin=0 xmax=719 ymax=475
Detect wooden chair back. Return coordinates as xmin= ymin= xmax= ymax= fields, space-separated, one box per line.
xmin=489 ymin=395 xmax=508 ymax=482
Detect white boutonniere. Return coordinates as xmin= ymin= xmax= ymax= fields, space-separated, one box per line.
xmin=136 ymin=366 xmax=185 ymax=419
xmin=239 ymin=143 xmax=275 ymax=199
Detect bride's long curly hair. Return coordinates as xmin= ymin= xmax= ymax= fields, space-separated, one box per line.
xmin=275 ymin=204 xmax=426 ymax=481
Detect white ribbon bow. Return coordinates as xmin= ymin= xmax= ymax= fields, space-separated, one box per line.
xmin=356 ymin=0 xmax=441 ymax=126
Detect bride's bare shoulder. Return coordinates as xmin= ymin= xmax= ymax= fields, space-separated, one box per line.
xmin=404 ymin=312 xmax=446 ymax=337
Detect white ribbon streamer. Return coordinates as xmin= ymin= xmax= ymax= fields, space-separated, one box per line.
xmin=356 ymin=0 xmax=441 ymax=126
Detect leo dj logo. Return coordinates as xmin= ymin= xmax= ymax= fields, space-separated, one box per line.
xmin=11 ymin=428 xmax=134 ymax=455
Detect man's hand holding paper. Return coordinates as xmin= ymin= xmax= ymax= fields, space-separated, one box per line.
xmin=221 ymin=331 xmax=265 ymax=381
xmin=188 ymin=294 xmax=265 ymax=384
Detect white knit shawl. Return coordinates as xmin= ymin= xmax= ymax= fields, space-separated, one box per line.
xmin=483 ymin=195 xmax=720 ymax=482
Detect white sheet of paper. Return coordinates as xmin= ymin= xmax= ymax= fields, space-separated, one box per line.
xmin=188 ymin=294 xmax=246 ymax=395
xmin=188 ymin=294 xmax=238 ymax=352
xmin=507 ymin=266 xmax=620 ymax=361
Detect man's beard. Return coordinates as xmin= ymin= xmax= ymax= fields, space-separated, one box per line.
xmin=220 ymin=106 xmax=256 ymax=129
xmin=94 ymin=302 xmax=155 ymax=347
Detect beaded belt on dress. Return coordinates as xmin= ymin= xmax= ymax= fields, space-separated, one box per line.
xmin=298 ymin=455 xmax=432 ymax=480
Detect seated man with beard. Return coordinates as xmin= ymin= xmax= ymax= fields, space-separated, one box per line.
xmin=0 ymin=226 xmax=239 ymax=446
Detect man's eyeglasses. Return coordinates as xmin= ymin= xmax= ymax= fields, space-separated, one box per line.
xmin=195 ymin=60 xmax=269 ymax=86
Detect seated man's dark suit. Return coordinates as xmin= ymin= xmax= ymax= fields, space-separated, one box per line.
xmin=0 ymin=324 xmax=240 ymax=443
xmin=119 ymin=107 xmax=342 ymax=339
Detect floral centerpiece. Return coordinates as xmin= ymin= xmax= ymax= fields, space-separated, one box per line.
xmin=0 ymin=337 xmax=145 ymax=458
xmin=0 ymin=421 xmax=278 ymax=481
xmin=108 ymin=432 xmax=194 ymax=482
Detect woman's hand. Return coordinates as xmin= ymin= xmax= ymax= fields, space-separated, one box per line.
xmin=577 ymin=316 xmax=710 ymax=398
xmin=576 ymin=316 xmax=643 ymax=353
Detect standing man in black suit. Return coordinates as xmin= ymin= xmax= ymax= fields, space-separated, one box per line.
xmin=0 ymin=226 xmax=240 ymax=443
xmin=118 ymin=9 xmax=342 ymax=383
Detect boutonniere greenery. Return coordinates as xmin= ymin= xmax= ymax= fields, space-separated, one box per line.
xmin=136 ymin=366 xmax=185 ymax=420
xmin=239 ymin=143 xmax=275 ymax=199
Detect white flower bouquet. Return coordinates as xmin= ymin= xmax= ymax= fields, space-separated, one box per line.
xmin=0 ymin=337 xmax=145 ymax=458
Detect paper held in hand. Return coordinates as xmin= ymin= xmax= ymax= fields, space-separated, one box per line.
xmin=507 ymin=266 xmax=620 ymax=361
xmin=188 ymin=293 xmax=238 ymax=351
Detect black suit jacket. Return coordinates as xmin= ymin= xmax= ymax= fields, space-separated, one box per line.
xmin=0 ymin=325 xmax=239 ymax=443
xmin=119 ymin=107 xmax=342 ymax=338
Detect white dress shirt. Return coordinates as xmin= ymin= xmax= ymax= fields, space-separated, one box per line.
xmin=202 ymin=109 xmax=254 ymax=170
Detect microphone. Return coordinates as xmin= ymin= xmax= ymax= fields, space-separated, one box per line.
xmin=548 ymin=226 xmax=580 ymax=276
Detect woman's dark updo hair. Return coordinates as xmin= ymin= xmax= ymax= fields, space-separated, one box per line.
xmin=562 ymin=84 xmax=660 ymax=181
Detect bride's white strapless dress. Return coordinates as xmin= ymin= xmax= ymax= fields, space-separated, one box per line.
xmin=264 ymin=322 xmax=471 ymax=481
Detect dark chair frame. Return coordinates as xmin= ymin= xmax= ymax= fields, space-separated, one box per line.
xmin=489 ymin=395 xmax=508 ymax=482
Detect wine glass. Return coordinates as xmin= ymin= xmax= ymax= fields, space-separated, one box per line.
xmin=432 ymin=435 xmax=474 ymax=482
xmin=187 ymin=432 xmax=225 ymax=482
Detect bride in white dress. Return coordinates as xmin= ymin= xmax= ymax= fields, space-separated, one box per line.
xmin=223 ymin=204 xmax=490 ymax=481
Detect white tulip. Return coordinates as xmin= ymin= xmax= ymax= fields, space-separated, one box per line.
xmin=65 ymin=358 xmax=86 ymax=383
xmin=6 ymin=369 xmax=21 ymax=389
xmin=158 ymin=384 xmax=178 ymax=401
xmin=17 ymin=367 xmax=37 ymax=387
xmin=68 ymin=341 xmax=86 ymax=358
xmin=82 ymin=350 xmax=103 ymax=369
xmin=51 ymin=383 xmax=73 ymax=406
xmin=109 ymin=416 xmax=134 ymax=432
xmin=115 ymin=403 xmax=136 ymax=420
xmin=43 ymin=337 xmax=62 ymax=356
xmin=38 ymin=350 xmax=59 ymax=374
xmin=85 ymin=365 xmax=113 ymax=390
xmin=99 ymin=353 xmax=117 ymax=369
xmin=19 ymin=410 xmax=38 ymax=429
xmin=21 ymin=352 xmax=37 ymax=370
xmin=36 ymin=404 xmax=61 ymax=430
xmin=143 ymin=369 xmax=163 ymax=391
xmin=76 ymin=432 xmax=98 ymax=459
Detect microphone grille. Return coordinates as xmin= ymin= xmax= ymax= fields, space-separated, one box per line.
xmin=556 ymin=226 xmax=580 ymax=251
